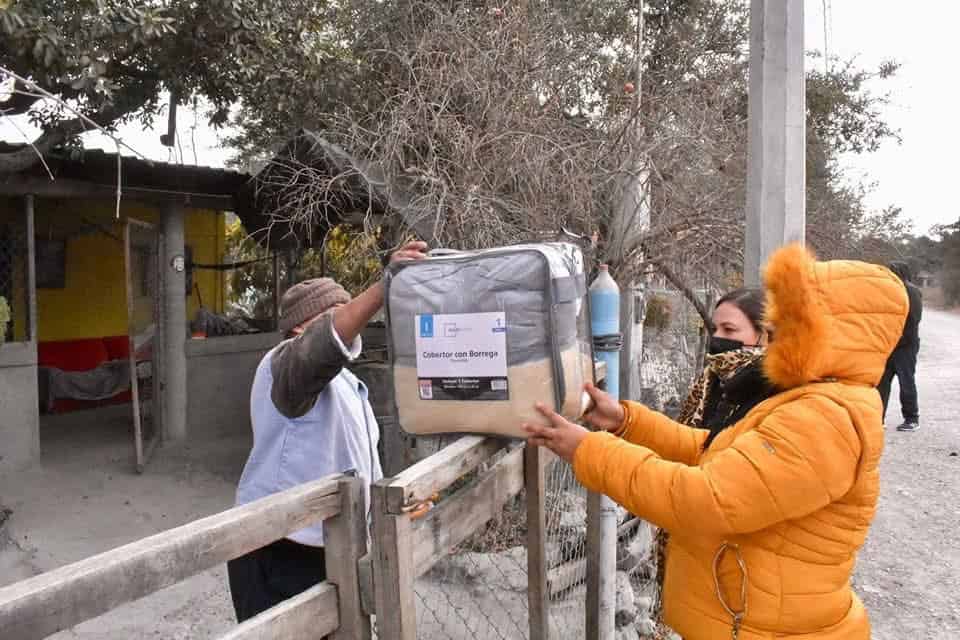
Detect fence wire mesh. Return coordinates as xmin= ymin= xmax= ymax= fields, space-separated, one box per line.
xmin=406 ymin=447 xmax=661 ymax=640
xmin=411 ymin=444 xmax=531 ymax=640
xmin=0 ymin=209 xmax=30 ymax=344
xmin=404 ymin=445 xmax=667 ymax=639
xmin=544 ymin=458 xmax=588 ymax=638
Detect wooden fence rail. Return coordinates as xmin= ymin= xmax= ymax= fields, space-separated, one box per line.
xmin=371 ymin=362 xmax=605 ymax=640
xmin=0 ymin=363 xmax=605 ymax=640
xmin=371 ymin=439 xmax=542 ymax=640
xmin=0 ymin=473 xmax=368 ymax=640
xmin=218 ymin=583 xmax=340 ymax=640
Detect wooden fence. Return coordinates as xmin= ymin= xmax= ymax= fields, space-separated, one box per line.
xmin=0 ymin=365 xmax=606 ymax=640
xmin=0 ymin=473 xmax=371 ymax=640
xmin=370 ymin=435 xmax=562 ymax=640
xmin=370 ymin=361 xmax=607 ymax=640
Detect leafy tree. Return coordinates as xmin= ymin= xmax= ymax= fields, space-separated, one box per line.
xmin=0 ymin=0 xmax=321 ymax=173
xmin=805 ymin=57 xmax=907 ymax=261
xmin=903 ymin=234 xmax=944 ymax=279
xmin=939 ymin=219 xmax=960 ymax=307
xmin=2 ymin=0 xmax=908 ymax=294
xmin=223 ymin=217 xmax=382 ymax=329
xmin=225 ymin=0 xmax=903 ymax=291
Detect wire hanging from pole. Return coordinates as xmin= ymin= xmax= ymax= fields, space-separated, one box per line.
xmin=822 ymin=0 xmax=831 ymax=75
xmin=0 ymin=66 xmax=152 ymax=162
xmin=0 ymin=110 xmax=55 ymax=181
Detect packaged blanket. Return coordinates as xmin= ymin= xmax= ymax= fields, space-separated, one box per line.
xmin=385 ymin=243 xmax=594 ymax=438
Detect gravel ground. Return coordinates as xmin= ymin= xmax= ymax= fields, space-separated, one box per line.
xmin=852 ymin=308 xmax=960 ymax=639
xmin=1 ymin=309 xmax=957 ymax=639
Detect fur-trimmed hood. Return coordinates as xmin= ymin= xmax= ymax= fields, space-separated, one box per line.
xmin=762 ymin=244 xmax=910 ymax=389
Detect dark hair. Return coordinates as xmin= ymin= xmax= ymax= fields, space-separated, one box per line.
xmin=888 ymin=261 xmax=913 ymax=283
xmin=714 ymin=288 xmax=766 ymax=334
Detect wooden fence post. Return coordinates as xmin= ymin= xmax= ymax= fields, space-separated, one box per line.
xmin=325 ymin=476 xmax=372 ymax=640
xmin=371 ymin=483 xmax=417 ymax=640
xmin=586 ymin=492 xmax=617 ymax=640
xmin=526 ymin=445 xmax=551 ymax=640
xmin=0 ymin=475 xmax=345 ymax=640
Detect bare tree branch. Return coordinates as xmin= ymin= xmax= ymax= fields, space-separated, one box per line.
xmin=648 ymin=257 xmax=712 ymax=329
xmin=0 ymin=80 xmax=44 ymax=116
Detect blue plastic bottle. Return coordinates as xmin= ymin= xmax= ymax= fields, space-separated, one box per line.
xmin=589 ymin=265 xmax=621 ymax=400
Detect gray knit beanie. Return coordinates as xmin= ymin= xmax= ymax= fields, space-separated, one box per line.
xmin=279 ymin=278 xmax=351 ymax=334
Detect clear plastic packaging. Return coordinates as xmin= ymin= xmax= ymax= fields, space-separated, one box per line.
xmin=385 ymin=243 xmax=594 ymax=438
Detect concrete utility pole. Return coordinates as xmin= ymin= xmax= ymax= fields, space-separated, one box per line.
xmin=744 ymin=0 xmax=806 ymax=286
xmin=162 ymin=202 xmax=188 ymax=442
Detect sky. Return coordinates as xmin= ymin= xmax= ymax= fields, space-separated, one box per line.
xmin=804 ymin=1 xmax=959 ymax=235
xmin=1 ymin=1 xmax=955 ymax=236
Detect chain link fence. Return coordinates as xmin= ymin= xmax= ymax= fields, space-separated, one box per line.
xmin=0 ymin=209 xmax=31 ymax=344
xmin=408 ymin=443 xmax=531 ymax=640
xmin=404 ymin=456 xmax=663 ymax=640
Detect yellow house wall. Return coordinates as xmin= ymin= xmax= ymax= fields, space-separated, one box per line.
xmin=31 ymin=200 xmax=225 ymax=342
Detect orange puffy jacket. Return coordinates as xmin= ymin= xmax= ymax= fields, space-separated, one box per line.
xmin=573 ymin=245 xmax=909 ymax=640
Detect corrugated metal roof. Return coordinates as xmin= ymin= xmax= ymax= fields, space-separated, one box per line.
xmin=0 ymin=143 xmax=250 ymax=196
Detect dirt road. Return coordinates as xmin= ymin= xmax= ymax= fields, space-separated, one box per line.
xmin=1 ymin=310 xmax=957 ymax=639
xmin=853 ymin=308 xmax=960 ymax=639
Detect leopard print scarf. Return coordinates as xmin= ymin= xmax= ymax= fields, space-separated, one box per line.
xmin=650 ymin=348 xmax=765 ymax=638
xmin=676 ymin=348 xmax=765 ymax=427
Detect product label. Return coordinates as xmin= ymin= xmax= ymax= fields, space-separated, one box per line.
xmin=414 ymin=312 xmax=508 ymax=400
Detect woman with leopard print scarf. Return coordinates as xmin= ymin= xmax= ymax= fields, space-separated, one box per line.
xmin=651 ymin=288 xmax=778 ymax=638
xmin=527 ymin=247 xmax=906 ymax=640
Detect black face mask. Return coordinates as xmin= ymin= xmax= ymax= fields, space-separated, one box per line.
xmin=708 ymin=335 xmax=746 ymax=355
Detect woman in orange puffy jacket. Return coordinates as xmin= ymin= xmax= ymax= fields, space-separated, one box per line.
xmin=524 ymin=245 xmax=909 ymax=640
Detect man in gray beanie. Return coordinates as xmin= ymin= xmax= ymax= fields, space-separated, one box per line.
xmin=228 ymin=240 xmax=427 ymax=622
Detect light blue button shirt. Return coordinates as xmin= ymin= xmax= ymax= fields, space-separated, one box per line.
xmin=236 ymin=330 xmax=381 ymax=546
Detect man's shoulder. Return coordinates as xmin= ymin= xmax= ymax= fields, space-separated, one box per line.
xmin=258 ymin=341 xmax=284 ymax=373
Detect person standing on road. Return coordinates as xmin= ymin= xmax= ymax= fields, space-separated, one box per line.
xmin=878 ymin=261 xmax=923 ymax=432
xmin=227 ymin=240 xmax=428 ymax=622
xmin=523 ymin=245 xmax=909 ymax=640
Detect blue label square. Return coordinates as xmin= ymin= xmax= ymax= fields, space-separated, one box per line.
xmin=419 ymin=315 xmax=434 ymax=338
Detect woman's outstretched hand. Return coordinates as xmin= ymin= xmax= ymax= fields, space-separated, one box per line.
xmin=524 ymin=404 xmax=589 ymax=463
xmin=582 ymin=382 xmax=626 ymax=432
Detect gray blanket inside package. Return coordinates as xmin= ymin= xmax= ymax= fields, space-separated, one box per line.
xmin=386 ymin=243 xmax=585 ymax=369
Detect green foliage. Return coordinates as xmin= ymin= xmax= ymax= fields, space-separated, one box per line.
xmin=806 ymin=58 xmax=901 ymax=155
xmin=804 ymin=58 xmax=906 ymax=261
xmin=903 ymin=234 xmax=945 ymax=280
xmin=316 ymin=226 xmax=383 ymax=294
xmin=940 ymin=220 xmax=960 ymax=307
xmin=223 ymin=218 xmax=382 ymax=327
xmin=223 ymin=0 xmax=902 ymax=285
xmin=223 ymin=218 xmax=276 ymax=327
xmin=0 ymin=0 xmax=330 ymax=170
xmin=1 ymin=0 xmax=908 ymax=290
xmin=643 ymin=293 xmax=673 ymax=331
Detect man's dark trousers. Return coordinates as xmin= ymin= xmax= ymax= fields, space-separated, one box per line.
xmin=227 ymin=538 xmax=327 ymax=622
xmin=878 ymin=343 xmax=919 ymax=422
